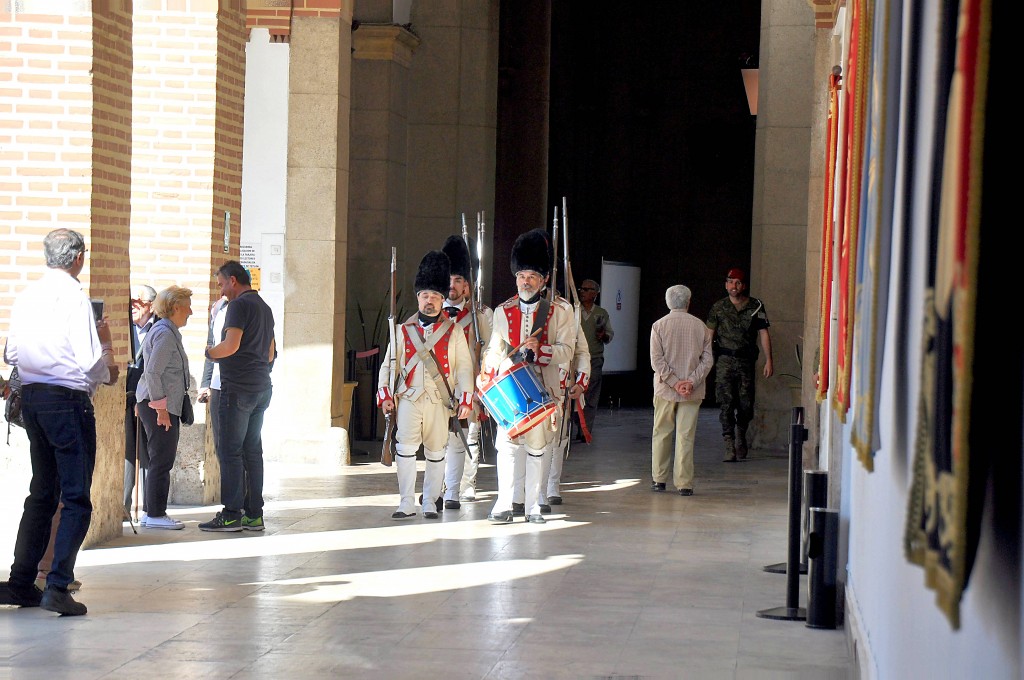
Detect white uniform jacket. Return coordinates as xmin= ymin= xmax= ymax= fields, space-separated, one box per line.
xmin=377 ymin=317 xmax=474 ymax=411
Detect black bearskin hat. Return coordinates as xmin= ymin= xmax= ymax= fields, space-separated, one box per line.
xmin=441 ymin=235 xmax=472 ymax=280
xmin=414 ymin=250 xmax=451 ymax=296
xmin=510 ymin=228 xmax=552 ymax=277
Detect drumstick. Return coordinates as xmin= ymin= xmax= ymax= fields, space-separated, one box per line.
xmin=504 ymin=326 xmax=544 ymax=362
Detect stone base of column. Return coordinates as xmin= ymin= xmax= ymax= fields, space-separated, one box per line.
xmin=264 ymin=427 xmax=352 ymax=467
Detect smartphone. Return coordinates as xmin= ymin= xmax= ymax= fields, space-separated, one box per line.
xmin=90 ymin=299 xmax=104 ymax=321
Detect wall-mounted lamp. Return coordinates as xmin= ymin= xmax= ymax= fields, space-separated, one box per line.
xmin=740 ymin=52 xmax=758 ymax=116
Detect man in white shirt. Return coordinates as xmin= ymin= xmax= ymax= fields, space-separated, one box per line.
xmin=0 ymin=229 xmax=119 ymax=617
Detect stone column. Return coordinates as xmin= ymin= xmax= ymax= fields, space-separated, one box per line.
xmin=270 ymin=10 xmax=354 ymax=464
xmin=406 ymin=1 xmax=500 ymax=284
xmin=749 ymin=0 xmax=815 ymax=451
xmin=345 ymin=20 xmax=420 ymax=441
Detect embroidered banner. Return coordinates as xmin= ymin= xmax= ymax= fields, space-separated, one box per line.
xmin=850 ymin=0 xmax=904 ymax=470
xmin=904 ymin=0 xmax=990 ymax=630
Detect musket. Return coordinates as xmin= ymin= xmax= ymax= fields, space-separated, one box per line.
xmin=476 ymin=211 xmax=485 ymax=304
xmin=461 ymin=214 xmax=486 ymax=464
xmin=560 ymin=196 xmax=590 ymax=452
xmin=549 ymin=205 xmax=559 ymax=302
xmin=381 ymin=247 xmax=398 ymax=466
xmin=475 ymin=210 xmax=497 ymax=460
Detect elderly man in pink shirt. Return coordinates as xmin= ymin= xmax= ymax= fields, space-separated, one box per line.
xmin=649 ymin=284 xmax=713 ymax=496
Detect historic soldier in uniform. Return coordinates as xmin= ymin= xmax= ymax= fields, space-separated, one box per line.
xmin=377 ymin=250 xmax=474 ymax=520
xmin=479 ymin=228 xmax=577 ymax=524
xmin=705 ymin=267 xmax=773 ymax=462
xmin=541 ymin=315 xmax=590 ymax=509
xmin=438 ymin=234 xmax=493 ymax=509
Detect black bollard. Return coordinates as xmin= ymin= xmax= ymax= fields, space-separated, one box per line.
xmin=806 ymin=507 xmax=840 ymax=629
xmin=764 ymin=469 xmax=827 ymax=575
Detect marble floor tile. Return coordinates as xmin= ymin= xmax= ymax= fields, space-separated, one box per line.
xmin=0 ymin=408 xmax=850 ymax=679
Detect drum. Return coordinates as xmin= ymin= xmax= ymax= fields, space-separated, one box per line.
xmin=479 ymin=361 xmax=557 ymax=438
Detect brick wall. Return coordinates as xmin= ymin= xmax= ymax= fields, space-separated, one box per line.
xmin=91 ymin=8 xmax=135 ymax=355
xmin=131 ymin=6 xmax=223 ymax=350
xmin=212 ymin=3 xmax=246 ymax=284
xmin=246 ymin=0 xmax=348 ymax=40
xmin=0 ymin=12 xmax=96 ymax=339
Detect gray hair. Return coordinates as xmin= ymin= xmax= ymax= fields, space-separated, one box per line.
xmin=43 ymin=229 xmax=86 ymax=270
xmin=153 ymin=285 xmax=193 ymax=319
xmin=665 ymin=285 xmax=691 ymax=311
xmin=132 ymin=284 xmax=157 ymax=302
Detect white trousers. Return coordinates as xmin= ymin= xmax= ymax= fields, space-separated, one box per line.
xmin=394 ymin=397 xmax=450 ymax=513
xmin=543 ymin=432 xmax=569 ymax=500
xmin=494 ymin=427 xmax=553 ymax=516
xmin=443 ymin=421 xmax=480 ymax=501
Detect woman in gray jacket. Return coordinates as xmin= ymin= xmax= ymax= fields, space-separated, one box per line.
xmin=135 ymin=286 xmax=193 ymax=529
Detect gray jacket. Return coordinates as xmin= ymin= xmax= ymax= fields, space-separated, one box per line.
xmin=135 ymin=318 xmax=189 ymax=416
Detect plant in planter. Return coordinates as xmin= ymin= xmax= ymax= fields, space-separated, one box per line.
xmin=346 ymin=289 xmax=410 ymax=440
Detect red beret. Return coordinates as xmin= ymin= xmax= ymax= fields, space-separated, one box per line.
xmin=727 ymin=268 xmax=746 ymax=281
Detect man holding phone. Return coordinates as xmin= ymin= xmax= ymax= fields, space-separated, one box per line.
xmin=0 ymin=228 xmax=119 ymax=616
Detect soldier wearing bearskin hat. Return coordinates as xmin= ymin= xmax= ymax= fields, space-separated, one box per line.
xmin=435 ymin=235 xmax=494 ymax=509
xmin=376 ymin=250 xmax=474 ymax=520
xmin=478 ymin=228 xmax=580 ymax=524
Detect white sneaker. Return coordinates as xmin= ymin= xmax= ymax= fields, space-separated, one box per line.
xmin=145 ymin=515 xmax=184 ymax=530
xmin=460 ymin=487 xmax=476 ymax=502
xmin=138 ymin=512 xmax=148 ymax=527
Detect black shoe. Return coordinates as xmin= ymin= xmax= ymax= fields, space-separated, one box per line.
xmin=0 ymin=581 xmax=42 ymax=607
xmin=418 ymin=494 xmax=444 ymax=512
xmin=679 ymin=488 xmax=694 ymax=496
xmin=511 ymin=502 xmax=525 ymax=516
xmin=391 ymin=510 xmax=416 ymax=520
xmin=526 ymin=514 xmax=546 ymax=524
xmin=651 ymin=482 xmax=666 ymax=492
xmin=40 ymin=585 xmax=86 ymax=616
xmin=423 ymin=510 xmax=439 ymax=519
xmin=539 ymin=504 xmax=551 ymax=515
xmin=444 ymin=499 xmax=461 ymax=510
xmin=198 ymin=512 xmax=243 ymax=532
xmin=548 ymin=496 xmax=562 ymax=506
xmin=487 ymin=511 xmax=513 ymax=524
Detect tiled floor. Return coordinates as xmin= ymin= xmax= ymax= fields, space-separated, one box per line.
xmin=0 ymin=407 xmax=852 ymax=679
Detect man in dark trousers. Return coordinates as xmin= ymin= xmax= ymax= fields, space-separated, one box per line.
xmin=706 ymin=267 xmax=773 ymax=462
xmin=0 ymin=228 xmax=119 ymax=616
xmin=124 ymin=283 xmax=157 ymax=516
xmin=199 ymin=261 xmax=276 ymax=532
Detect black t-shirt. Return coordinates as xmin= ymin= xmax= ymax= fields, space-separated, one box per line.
xmin=219 ymin=290 xmax=275 ymax=392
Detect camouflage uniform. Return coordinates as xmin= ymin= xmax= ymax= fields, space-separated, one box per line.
xmin=706 ymin=296 xmax=770 ymax=454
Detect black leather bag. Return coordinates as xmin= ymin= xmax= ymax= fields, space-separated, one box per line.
xmin=180 ymin=394 xmax=194 ymax=426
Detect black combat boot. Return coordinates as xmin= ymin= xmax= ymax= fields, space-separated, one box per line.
xmin=736 ymin=428 xmax=748 ymax=460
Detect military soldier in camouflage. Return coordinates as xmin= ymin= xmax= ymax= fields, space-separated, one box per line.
xmin=705 ymin=268 xmax=773 ymax=462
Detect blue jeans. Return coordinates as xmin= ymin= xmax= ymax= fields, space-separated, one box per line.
xmin=216 ymin=386 xmax=272 ymax=518
xmin=10 ymin=384 xmax=96 ymax=590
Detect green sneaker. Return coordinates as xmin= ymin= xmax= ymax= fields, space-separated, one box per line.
xmin=241 ymin=515 xmax=265 ymax=532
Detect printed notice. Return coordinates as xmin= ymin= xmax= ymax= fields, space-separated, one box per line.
xmin=239 ymin=243 xmax=258 ymax=268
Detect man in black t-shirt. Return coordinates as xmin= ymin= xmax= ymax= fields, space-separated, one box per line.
xmin=199 ymin=261 xmax=276 ymax=533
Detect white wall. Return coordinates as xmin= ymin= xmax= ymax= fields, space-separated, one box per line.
xmin=241 ymin=28 xmax=289 ymax=349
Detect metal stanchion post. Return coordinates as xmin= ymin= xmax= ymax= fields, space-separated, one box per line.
xmin=757 ymin=408 xmax=809 ymax=621
xmin=764 ymin=469 xmax=827 ymax=574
